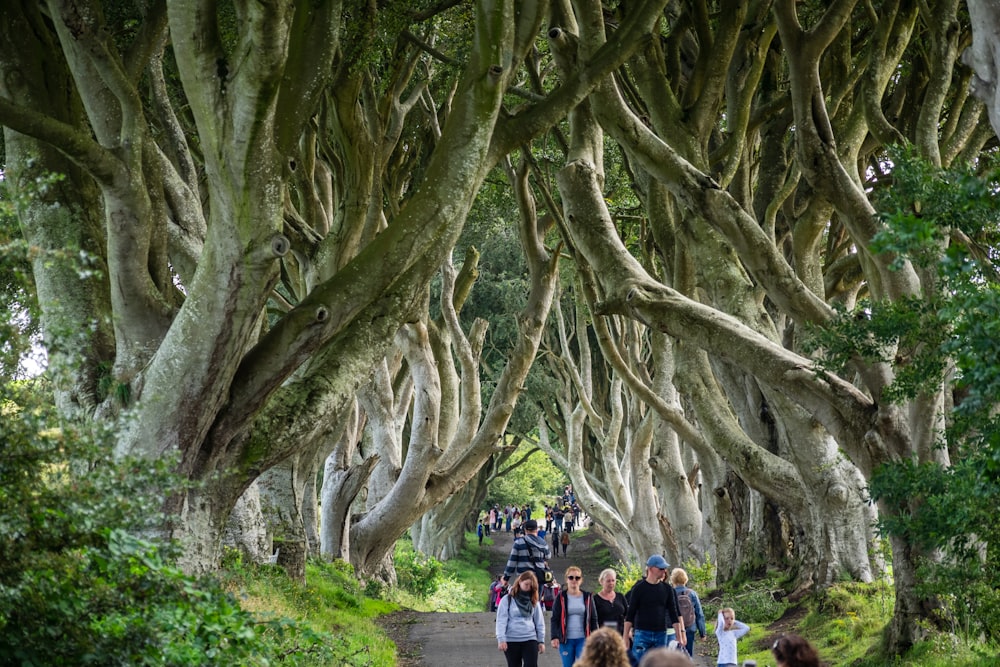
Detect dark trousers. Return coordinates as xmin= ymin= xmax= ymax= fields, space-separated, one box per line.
xmin=503 ymin=639 xmax=539 ymax=667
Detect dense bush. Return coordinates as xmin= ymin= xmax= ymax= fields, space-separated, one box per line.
xmin=0 ymin=384 xmax=335 ymax=666
xmin=394 ymin=537 xmax=444 ymax=597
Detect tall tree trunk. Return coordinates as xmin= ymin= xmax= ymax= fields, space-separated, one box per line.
xmin=223 ymin=481 xmax=269 ymax=562
xmin=411 ymin=462 xmax=492 ymax=560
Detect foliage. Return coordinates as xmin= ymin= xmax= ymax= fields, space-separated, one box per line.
xmin=0 ymin=383 xmax=343 ymax=666
xmin=719 ymin=579 xmax=788 ymax=625
xmin=0 ymin=176 xmax=52 ymax=379
xmin=220 ymin=557 xmax=398 ymax=666
xmin=680 ymin=552 xmax=716 ymax=592
xmin=393 ymin=537 xmax=444 ymax=598
xmin=803 ymin=148 xmax=1000 ymax=646
xmin=388 ymin=532 xmax=494 ymax=612
xmin=614 ymin=557 xmax=645 ymax=594
xmin=484 ymin=441 xmax=567 ymax=509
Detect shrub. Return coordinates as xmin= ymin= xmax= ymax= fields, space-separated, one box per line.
xmin=681 ymin=553 xmax=716 ymax=591
xmin=394 ymin=538 xmax=444 ymax=598
xmin=0 ymin=385 xmax=335 ymax=665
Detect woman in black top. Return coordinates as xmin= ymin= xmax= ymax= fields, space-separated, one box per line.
xmin=593 ymin=568 xmax=628 ymax=633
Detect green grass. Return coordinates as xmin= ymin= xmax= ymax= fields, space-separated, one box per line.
xmin=231 ymin=539 xmax=1000 ymax=667
xmin=387 ymin=532 xmax=495 ymax=612
xmin=712 ymin=577 xmax=1000 ymax=667
xmin=220 ymin=552 xmax=399 ymax=666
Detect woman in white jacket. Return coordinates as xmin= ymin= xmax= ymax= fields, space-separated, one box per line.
xmin=496 ymin=571 xmax=547 ymax=667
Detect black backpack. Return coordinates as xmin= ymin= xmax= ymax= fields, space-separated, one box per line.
xmin=524 ymin=539 xmax=551 ymax=587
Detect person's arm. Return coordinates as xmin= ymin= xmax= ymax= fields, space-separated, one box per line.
xmin=496 ymin=596 xmax=509 ymax=650
xmin=501 ymin=539 xmax=522 ymax=582
xmin=715 ymin=611 xmax=725 ymax=638
xmin=550 ymin=593 xmax=563 ymax=647
xmin=692 ymin=590 xmax=706 ymax=637
xmin=623 ymin=621 xmax=634 ymax=647
xmin=668 ymin=586 xmax=686 ymax=645
xmin=587 ymin=594 xmax=600 ymax=632
xmin=534 ymin=603 xmax=546 ymax=653
xmin=733 ymin=619 xmax=750 ymax=639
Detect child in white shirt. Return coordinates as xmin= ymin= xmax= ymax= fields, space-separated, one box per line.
xmin=715 ymin=607 xmax=750 ymax=667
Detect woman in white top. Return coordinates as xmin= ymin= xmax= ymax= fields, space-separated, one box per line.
xmin=715 ymin=607 xmax=750 ymax=667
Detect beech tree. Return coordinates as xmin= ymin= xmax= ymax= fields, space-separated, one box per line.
xmin=528 ymin=0 xmax=995 ymax=655
xmin=0 ymin=0 xmax=666 ymax=574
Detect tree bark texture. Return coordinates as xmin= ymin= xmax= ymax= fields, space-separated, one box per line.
xmin=4 ymin=0 xmax=661 ymax=574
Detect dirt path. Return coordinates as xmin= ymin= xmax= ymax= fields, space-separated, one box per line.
xmin=379 ymin=522 xmax=715 ymax=666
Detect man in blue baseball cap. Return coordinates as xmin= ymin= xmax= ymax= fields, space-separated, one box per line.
xmin=623 ymin=555 xmax=686 ymax=663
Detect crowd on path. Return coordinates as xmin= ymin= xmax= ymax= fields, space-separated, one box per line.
xmin=483 ymin=487 xmax=824 ymax=667
xmin=478 ymin=487 xmax=584 ymax=554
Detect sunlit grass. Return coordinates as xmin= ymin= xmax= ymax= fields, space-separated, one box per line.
xmin=220 ymin=551 xmax=399 ymax=666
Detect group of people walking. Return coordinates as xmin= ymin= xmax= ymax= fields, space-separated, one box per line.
xmin=493 ymin=516 xmax=822 ymax=667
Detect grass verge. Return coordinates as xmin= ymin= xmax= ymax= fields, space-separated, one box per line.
xmin=220 ymin=550 xmax=399 ymax=666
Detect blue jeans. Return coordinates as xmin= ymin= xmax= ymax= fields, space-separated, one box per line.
xmin=631 ymin=629 xmax=668 ymax=663
xmin=558 ymin=636 xmax=585 ymax=667
xmin=685 ymin=628 xmax=697 ymax=656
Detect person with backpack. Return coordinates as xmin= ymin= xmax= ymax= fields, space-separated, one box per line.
xmin=501 ymin=519 xmax=552 ymax=589
xmin=496 ymin=571 xmax=547 ymax=667
xmin=560 ymin=529 xmax=570 ymax=555
xmin=669 ymin=568 xmax=705 ymax=658
xmin=489 ymin=574 xmax=505 ymax=612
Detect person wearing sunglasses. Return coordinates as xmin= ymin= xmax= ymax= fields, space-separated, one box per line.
xmin=550 ymin=566 xmax=599 ymax=667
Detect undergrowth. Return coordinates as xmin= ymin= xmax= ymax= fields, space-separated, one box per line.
xmin=220 ymin=551 xmax=398 ymax=666
xmin=387 ymin=532 xmax=493 ymax=612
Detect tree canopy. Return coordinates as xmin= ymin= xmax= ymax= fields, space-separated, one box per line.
xmin=3 ymin=0 xmax=1000 ymax=660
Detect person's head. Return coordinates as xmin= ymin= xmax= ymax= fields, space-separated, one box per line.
xmin=523 ymin=518 xmax=539 ymax=533
xmin=645 ymin=555 xmax=669 ymax=582
xmin=720 ymin=607 xmax=735 ymax=630
xmin=564 ymin=565 xmax=583 ymax=590
xmin=598 ymin=567 xmax=618 ymax=591
xmin=669 ymin=567 xmax=688 ymax=587
xmin=771 ymin=634 xmax=820 ymax=667
xmin=575 ymin=627 xmax=630 ymax=667
xmin=514 ymin=571 xmax=539 ymax=603
xmin=637 ymin=646 xmax=695 ymax=667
